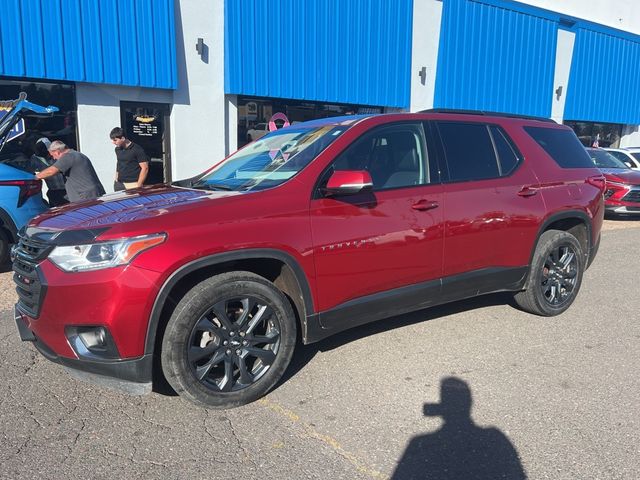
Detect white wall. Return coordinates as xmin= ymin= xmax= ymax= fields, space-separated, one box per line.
xmin=171 ymin=0 xmax=227 ymax=178
xmin=409 ymin=0 xmax=443 ymax=112
xmin=550 ymin=29 xmax=576 ymax=123
xmin=75 ymin=0 xmax=227 ymax=193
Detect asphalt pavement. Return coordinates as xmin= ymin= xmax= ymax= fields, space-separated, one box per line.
xmin=1 ymin=221 xmax=639 ymax=480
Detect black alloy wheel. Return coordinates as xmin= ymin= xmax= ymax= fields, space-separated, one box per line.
xmin=187 ymin=296 xmax=281 ymax=391
xmin=540 ymin=244 xmax=578 ymax=307
xmin=161 ymin=271 xmax=296 ymax=409
xmin=513 ymin=229 xmax=584 ymax=316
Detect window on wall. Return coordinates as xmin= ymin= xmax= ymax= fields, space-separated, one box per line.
xmin=563 ymin=120 xmax=622 ymax=148
xmin=0 ymin=79 xmax=77 ymax=170
xmin=237 ymin=96 xmax=384 ymax=149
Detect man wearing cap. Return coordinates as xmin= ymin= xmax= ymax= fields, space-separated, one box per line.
xmin=109 ymin=127 xmax=149 ymax=191
xmin=35 ymin=141 xmax=105 ymax=202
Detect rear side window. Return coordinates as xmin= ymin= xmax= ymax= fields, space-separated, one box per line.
xmin=437 ymin=122 xmax=499 ymax=182
xmin=490 ymin=126 xmax=521 ymax=175
xmin=524 ymin=127 xmax=593 ymax=168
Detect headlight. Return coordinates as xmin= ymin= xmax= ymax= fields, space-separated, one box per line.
xmin=48 ymin=233 xmax=166 ymax=272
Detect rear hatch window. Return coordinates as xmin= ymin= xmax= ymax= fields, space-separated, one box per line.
xmin=524 ymin=126 xmax=593 ymax=168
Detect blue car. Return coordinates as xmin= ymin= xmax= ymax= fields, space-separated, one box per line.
xmin=0 ymin=94 xmax=55 ymax=263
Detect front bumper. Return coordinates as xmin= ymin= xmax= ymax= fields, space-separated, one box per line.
xmin=14 ymin=304 xmax=153 ymax=394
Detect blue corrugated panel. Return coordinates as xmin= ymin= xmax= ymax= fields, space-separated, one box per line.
xmin=434 ymin=0 xmax=557 ymax=117
xmin=0 ymin=0 xmax=176 ymax=89
xmin=225 ymin=0 xmax=413 ymax=108
xmin=565 ymin=28 xmax=640 ymax=124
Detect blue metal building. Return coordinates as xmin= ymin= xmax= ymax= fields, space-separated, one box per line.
xmin=2 ymin=0 xmax=640 ymax=187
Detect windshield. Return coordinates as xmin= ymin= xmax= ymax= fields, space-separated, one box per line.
xmin=587 ymin=148 xmax=628 ymax=169
xmin=190 ymin=125 xmax=347 ymax=191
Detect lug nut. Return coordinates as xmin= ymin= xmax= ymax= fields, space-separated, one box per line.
xmin=223 ymin=340 xmax=228 ymax=346
xmin=242 ymin=340 xmax=248 ymax=346
xmin=235 ymin=349 xmax=241 ymax=355
xmin=226 ymin=349 xmax=231 ymax=355
xmin=229 ymin=331 xmax=235 ymax=336
xmin=239 ymin=332 xmax=245 ymax=337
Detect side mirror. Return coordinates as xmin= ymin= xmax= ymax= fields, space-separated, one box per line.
xmin=324 ymin=170 xmax=373 ymax=196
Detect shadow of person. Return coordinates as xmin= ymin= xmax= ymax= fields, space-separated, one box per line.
xmin=392 ymin=377 xmax=526 ymax=480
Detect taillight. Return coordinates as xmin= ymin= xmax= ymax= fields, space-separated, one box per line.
xmin=0 ymin=179 xmax=42 ymax=207
xmin=586 ymin=175 xmax=606 ymax=192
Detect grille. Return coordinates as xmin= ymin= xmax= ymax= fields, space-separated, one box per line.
xmin=12 ymin=233 xmax=54 ymax=318
xmin=621 ymin=189 xmax=640 ymax=204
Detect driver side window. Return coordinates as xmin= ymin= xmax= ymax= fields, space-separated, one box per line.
xmin=332 ymin=123 xmax=430 ymax=190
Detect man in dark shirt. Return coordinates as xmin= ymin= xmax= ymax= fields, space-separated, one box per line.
xmin=109 ymin=127 xmax=149 ymax=191
xmin=36 ymin=141 xmax=105 ymax=202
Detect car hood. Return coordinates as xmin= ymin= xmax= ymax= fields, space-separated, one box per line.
xmin=600 ymin=168 xmax=640 ymax=185
xmin=29 ymin=184 xmax=239 ymax=233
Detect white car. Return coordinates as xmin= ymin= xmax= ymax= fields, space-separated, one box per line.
xmin=246 ymin=123 xmax=269 ymax=142
xmin=604 ymin=148 xmax=640 ymax=169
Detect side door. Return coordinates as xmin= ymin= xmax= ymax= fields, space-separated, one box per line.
xmin=434 ymin=121 xmax=547 ymax=299
xmin=310 ymin=122 xmax=445 ymax=329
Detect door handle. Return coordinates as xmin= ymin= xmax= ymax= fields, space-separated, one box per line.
xmin=517 ymin=187 xmax=538 ymax=197
xmin=412 ymin=200 xmax=439 ymax=211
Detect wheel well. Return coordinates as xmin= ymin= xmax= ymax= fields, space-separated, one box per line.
xmin=152 ymin=258 xmax=307 ymax=358
xmin=542 ymin=217 xmax=589 ymax=258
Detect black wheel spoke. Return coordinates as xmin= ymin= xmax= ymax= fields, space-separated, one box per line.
xmin=219 ymin=358 xmax=235 ymax=392
xmin=559 ymin=251 xmax=575 ymax=271
xmin=250 ymin=332 xmax=280 ymax=345
xmin=193 ymin=316 xmax=216 ymax=333
xmin=245 ymin=347 xmax=276 ymax=365
xmin=188 ymin=343 xmax=217 ymax=363
xmin=236 ymin=297 xmax=257 ymax=329
xmin=236 ymin=355 xmax=255 ymax=385
xmin=194 ymin=350 xmax=225 ymax=381
xmin=245 ymin=305 xmax=272 ymax=334
xmin=211 ymin=301 xmax=235 ymax=331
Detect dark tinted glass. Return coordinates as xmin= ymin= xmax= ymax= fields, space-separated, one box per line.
xmin=490 ymin=126 xmax=520 ymax=175
xmin=438 ymin=122 xmax=499 ymax=181
xmin=333 ymin=124 xmax=428 ymax=190
xmin=524 ymin=126 xmax=593 ymax=168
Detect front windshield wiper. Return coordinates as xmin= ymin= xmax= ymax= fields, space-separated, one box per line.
xmin=191 ymin=181 xmax=235 ymax=191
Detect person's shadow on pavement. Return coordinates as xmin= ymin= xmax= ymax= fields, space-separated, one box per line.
xmin=392 ymin=377 xmax=527 ymax=480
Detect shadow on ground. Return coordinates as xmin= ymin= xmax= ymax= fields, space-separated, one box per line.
xmin=391 ymin=377 xmax=527 ymax=479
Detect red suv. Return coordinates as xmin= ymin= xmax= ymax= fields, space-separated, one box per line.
xmin=13 ymin=111 xmax=604 ymax=408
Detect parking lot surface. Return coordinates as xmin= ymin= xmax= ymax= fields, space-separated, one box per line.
xmin=1 ymin=221 xmax=639 ymax=480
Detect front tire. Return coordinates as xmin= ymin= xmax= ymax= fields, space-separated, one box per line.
xmin=161 ymin=272 xmax=296 ymax=408
xmin=513 ymin=230 xmax=584 ymax=316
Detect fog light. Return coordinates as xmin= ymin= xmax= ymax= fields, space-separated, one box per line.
xmin=79 ymin=327 xmax=106 ymax=349
xmin=65 ymin=326 xmax=120 ymax=359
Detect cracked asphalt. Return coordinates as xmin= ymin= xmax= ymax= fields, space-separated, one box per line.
xmin=1 ymin=220 xmax=639 ymax=480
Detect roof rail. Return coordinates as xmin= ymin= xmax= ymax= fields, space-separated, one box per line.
xmin=418 ymin=108 xmax=557 ymax=124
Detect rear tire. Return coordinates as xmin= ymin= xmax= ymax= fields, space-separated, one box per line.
xmin=161 ymin=271 xmax=296 ymax=409
xmin=513 ymin=230 xmax=584 ymax=316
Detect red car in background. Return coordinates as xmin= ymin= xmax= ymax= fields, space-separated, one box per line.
xmin=586 ymin=147 xmax=640 ymax=216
